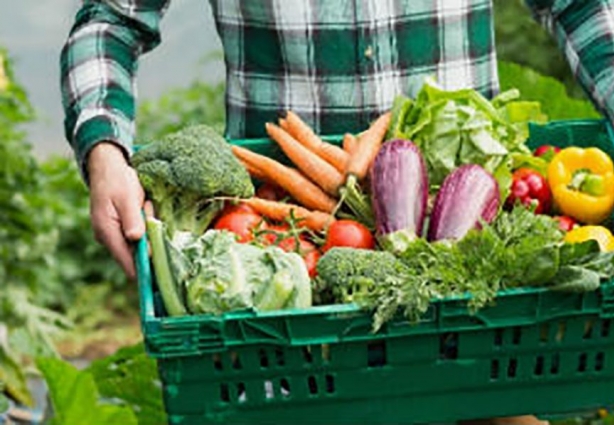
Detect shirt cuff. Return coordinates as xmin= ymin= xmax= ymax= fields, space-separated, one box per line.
xmin=73 ymin=113 xmax=134 ymax=184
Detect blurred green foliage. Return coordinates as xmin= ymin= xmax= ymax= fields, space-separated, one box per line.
xmin=0 ymin=48 xmax=126 ymax=406
xmin=494 ymin=0 xmax=586 ymax=100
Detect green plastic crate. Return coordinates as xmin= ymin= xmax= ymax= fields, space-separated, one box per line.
xmin=136 ymin=119 xmax=614 ymax=425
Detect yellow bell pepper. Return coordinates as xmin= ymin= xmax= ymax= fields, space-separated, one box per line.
xmin=547 ymin=147 xmax=614 ymax=224
xmin=564 ymin=225 xmax=614 ymax=252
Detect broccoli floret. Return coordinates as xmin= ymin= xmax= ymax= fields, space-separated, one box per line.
xmin=315 ymin=247 xmax=408 ymax=304
xmin=132 ymin=125 xmax=254 ymax=235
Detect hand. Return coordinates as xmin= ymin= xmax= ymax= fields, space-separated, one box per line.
xmin=87 ymin=142 xmax=146 ymax=281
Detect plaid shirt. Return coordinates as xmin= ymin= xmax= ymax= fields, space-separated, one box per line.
xmin=61 ymin=0 xmax=614 ymax=175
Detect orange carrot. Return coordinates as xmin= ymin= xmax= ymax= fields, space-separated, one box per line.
xmin=342 ymin=133 xmax=358 ymax=155
xmin=238 ymin=158 xmax=268 ymax=182
xmin=346 ymin=112 xmax=391 ymax=181
xmin=231 ymin=145 xmax=337 ymax=213
xmin=279 ymin=117 xmax=290 ymax=132
xmin=240 ymin=197 xmax=335 ymax=232
xmin=265 ymin=122 xmax=345 ymax=196
xmin=284 ymin=111 xmax=349 ymax=173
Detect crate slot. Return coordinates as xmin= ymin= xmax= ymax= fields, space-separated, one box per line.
xmin=275 ymin=347 xmax=285 ymax=366
xmin=321 ymin=344 xmax=331 ymax=362
xmin=551 ymin=353 xmax=560 ymax=374
xmin=539 ymin=324 xmax=549 ymax=343
xmin=231 ymin=351 xmax=242 ymax=369
xmin=308 ymin=376 xmax=318 ymax=395
xmin=494 ymin=329 xmax=503 ymax=346
xmin=595 ymin=352 xmax=605 ymax=371
xmin=602 ymin=319 xmax=611 ymax=338
xmin=259 ymin=348 xmax=269 ymax=368
xmin=556 ymin=321 xmax=566 ymax=342
xmin=507 ymin=358 xmax=518 ymax=378
xmin=534 ymin=355 xmax=544 ymax=376
xmin=584 ymin=320 xmax=594 ymax=339
xmin=220 ymin=383 xmax=230 ymax=403
xmin=578 ymin=353 xmax=588 ymax=373
xmin=325 ymin=374 xmax=335 ymax=394
xmin=280 ymin=378 xmax=291 ymax=398
xmin=367 ymin=340 xmax=387 ymax=367
xmin=302 ymin=346 xmax=313 ymax=364
xmin=440 ymin=332 xmax=458 ymax=360
xmin=512 ymin=327 xmax=522 ymax=345
xmin=264 ymin=380 xmax=274 ymax=400
xmin=237 ymin=382 xmax=247 ymax=403
xmin=213 ymin=353 xmax=223 ymax=371
xmin=490 ymin=359 xmax=499 ymax=380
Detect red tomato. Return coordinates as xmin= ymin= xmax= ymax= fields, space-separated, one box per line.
xmin=261 ymin=223 xmax=291 ymax=245
xmin=256 ymin=183 xmax=287 ymax=201
xmin=553 ymin=215 xmax=578 ymax=232
xmin=322 ymin=220 xmax=375 ymax=253
xmin=213 ymin=210 xmax=264 ymax=243
xmin=506 ymin=168 xmax=552 ymax=214
xmin=278 ymin=237 xmax=320 ymax=278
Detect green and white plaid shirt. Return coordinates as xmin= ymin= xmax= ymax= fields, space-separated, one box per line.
xmin=61 ymin=0 xmax=614 ymax=174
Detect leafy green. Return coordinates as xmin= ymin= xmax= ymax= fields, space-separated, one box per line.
xmin=549 ymin=240 xmax=614 ymax=292
xmin=37 ymin=357 xmax=138 ymax=425
xmin=86 ymin=344 xmax=166 ymax=425
xmin=386 ymin=79 xmax=545 ymax=195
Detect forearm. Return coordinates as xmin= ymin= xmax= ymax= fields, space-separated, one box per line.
xmin=525 ymin=0 xmax=614 ymax=123
xmin=61 ymin=0 xmax=168 ymax=179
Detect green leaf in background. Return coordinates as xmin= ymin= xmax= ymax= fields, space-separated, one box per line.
xmin=0 ymin=390 xmax=9 ymax=414
xmin=0 ymin=345 xmax=32 ymax=407
xmin=36 ymin=357 xmax=138 ymax=425
xmin=86 ymin=344 xmax=167 ymax=425
xmin=498 ymin=61 xmax=600 ymax=121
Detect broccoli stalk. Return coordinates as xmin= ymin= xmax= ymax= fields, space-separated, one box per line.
xmin=141 ymin=173 xmax=224 ymax=235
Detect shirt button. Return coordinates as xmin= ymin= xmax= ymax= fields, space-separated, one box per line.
xmin=364 ymin=46 xmax=373 ymax=59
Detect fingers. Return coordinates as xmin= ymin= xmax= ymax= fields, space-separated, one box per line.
xmin=143 ymin=200 xmax=155 ymax=219
xmin=116 ymin=190 xmax=146 ymax=242
xmin=92 ymin=210 xmax=138 ymax=281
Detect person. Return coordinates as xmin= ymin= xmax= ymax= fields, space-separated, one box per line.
xmin=60 ymin=2 xmax=614 ymax=424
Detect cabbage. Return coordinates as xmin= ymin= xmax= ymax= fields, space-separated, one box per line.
xmin=166 ymin=229 xmax=311 ymax=315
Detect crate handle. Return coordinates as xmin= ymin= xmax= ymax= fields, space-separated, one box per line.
xmin=135 ymin=232 xmax=157 ymax=324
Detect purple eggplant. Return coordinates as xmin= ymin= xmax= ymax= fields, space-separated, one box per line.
xmin=370 ymin=139 xmax=428 ymax=253
xmin=428 ymin=164 xmax=500 ymax=241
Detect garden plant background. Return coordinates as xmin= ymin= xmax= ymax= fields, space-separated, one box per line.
xmin=0 ymin=1 xmax=611 ymax=424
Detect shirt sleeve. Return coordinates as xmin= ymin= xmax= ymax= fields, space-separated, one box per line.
xmin=60 ymin=0 xmax=170 ymax=179
xmin=524 ymin=0 xmax=614 ymax=125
